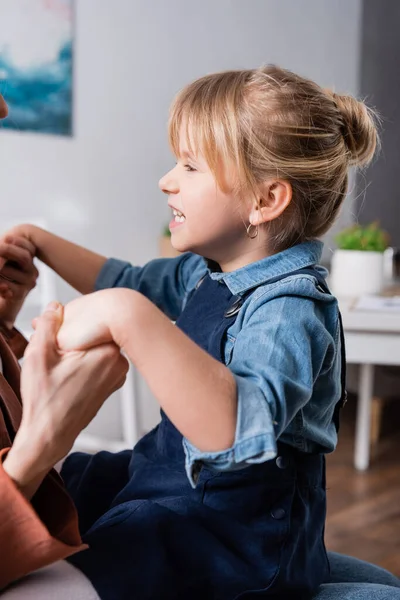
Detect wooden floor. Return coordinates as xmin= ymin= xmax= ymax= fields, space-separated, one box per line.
xmin=325 ymin=394 xmax=400 ymax=577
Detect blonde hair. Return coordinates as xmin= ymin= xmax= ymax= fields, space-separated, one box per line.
xmin=168 ymin=65 xmax=379 ymax=251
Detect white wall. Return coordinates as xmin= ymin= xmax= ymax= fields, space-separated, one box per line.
xmin=0 ymin=0 xmax=363 ymax=440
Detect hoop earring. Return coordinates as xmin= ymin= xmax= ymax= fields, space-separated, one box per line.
xmin=246 ymin=223 xmax=259 ymax=239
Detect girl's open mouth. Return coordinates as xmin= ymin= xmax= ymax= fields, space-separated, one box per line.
xmin=169 ymin=208 xmax=186 ymax=230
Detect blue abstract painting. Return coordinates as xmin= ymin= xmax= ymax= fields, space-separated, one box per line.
xmin=0 ymin=0 xmax=73 ymax=136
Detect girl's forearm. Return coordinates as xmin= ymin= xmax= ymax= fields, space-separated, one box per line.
xmin=111 ymin=290 xmax=238 ymax=452
xmin=18 ymin=225 xmax=107 ymax=294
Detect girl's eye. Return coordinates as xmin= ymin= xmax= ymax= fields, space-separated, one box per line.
xmin=184 ymin=164 xmax=196 ymax=172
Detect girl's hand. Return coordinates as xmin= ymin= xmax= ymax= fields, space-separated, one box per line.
xmin=4 ymin=301 xmax=129 ymax=498
xmin=33 ymin=289 xmax=135 ymax=353
xmin=55 ymin=290 xmax=118 ymax=352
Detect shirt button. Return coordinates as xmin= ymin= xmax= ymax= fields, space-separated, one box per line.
xmin=276 ymin=456 xmax=289 ymax=469
xmin=191 ymin=461 xmax=202 ymax=485
xmin=271 ymin=507 xmax=286 ymax=520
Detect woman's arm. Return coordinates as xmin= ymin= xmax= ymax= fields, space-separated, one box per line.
xmin=3 ymin=449 xmax=48 ymax=500
xmin=0 ymin=303 xmax=128 ymax=590
xmin=0 ymin=449 xmax=86 ymax=591
xmin=4 ymin=301 xmax=129 ymax=492
xmin=6 ymin=224 xmax=107 ymax=294
xmin=58 ymin=290 xmax=238 ymax=452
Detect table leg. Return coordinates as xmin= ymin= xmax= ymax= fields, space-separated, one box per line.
xmin=354 ymin=363 xmax=374 ymax=470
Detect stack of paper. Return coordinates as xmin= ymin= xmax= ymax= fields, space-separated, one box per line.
xmin=354 ymin=295 xmax=400 ymax=312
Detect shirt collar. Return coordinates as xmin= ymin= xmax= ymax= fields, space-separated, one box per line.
xmin=205 ymin=240 xmax=324 ymax=295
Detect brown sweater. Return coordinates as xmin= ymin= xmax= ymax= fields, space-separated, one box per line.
xmin=0 ymin=328 xmax=85 ymax=591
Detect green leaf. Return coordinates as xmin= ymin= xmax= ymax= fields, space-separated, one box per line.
xmin=334 ymin=222 xmax=389 ymax=252
xmin=162 ymin=224 xmax=171 ymax=237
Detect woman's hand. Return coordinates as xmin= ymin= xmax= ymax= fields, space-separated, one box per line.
xmin=0 ymin=235 xmax=38 ymax=329
xmin=3 ymin=301 xmax=129 ymax=498
xmin=0 ymin=223 xmax=107 ymax=296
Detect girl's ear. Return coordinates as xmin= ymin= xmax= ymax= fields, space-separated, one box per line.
xmin=249 ymin=180 xmax=292 ymax=225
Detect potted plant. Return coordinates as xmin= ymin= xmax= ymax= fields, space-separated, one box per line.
xmin=158 ymin=224 xmax=181 ymax=258
xmin=330 ymin=222 xmax=389 ymax=297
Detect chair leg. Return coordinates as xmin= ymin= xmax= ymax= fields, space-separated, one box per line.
xmin=370 ymin=396 xmax=384 ymax=448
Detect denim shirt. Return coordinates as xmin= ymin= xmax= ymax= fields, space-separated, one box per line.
xmin=95 ymin=240 xmax=341 ymax=484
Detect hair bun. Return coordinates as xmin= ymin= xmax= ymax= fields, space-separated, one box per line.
xmin=326 ymin=90 xmax=379 ymax=167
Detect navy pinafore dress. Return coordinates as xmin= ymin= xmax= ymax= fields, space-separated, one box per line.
xmin=65 ymin=267 xmax=346 ymax=599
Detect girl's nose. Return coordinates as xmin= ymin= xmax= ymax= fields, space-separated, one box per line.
xmin=159 ymin=167 xmax=179 ymax=195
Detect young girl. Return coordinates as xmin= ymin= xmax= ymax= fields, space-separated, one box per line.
xmin=4 ymin=65 xmax=378 ymax=599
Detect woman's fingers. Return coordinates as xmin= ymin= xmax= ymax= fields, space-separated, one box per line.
xmin=25 ymin=302 xmax=64 ymax=366
xmin=0 ymin=283 xmax=13 ymax=298
xmin=0 ymin=262 xmax=39 ymax=285
xmin=0 ymin=234 xmax=35 ymax=271
xmin=0 ymin=241 xmax=34 ymax=271
xmin=0 ymin=239 xmax=38 ymax=300
xmin=109 ymin=353 xmax=129 ymax=393
xmin=0 ymin=260 xmax=39 ymax=283
xmin=85 ymin=343 xmax=129 ymax=381
xmin=80 ymin=343 xmax=129 ymax=397
xmin=3 ymin=234 xmax=36 ymax=256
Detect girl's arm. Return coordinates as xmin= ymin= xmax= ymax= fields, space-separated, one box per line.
xmin=7 ymin=224 xmax=107 ymax=294
xmin=58 ymin=289 xmax=238 ymax=453
xmin=3 ymin=226 xmax=206 ymax=322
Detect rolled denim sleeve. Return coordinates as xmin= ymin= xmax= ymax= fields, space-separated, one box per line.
xmin=183 ymin=289 xmax=335 ymax=487
xmin=95 ymin=252 xmax=206 ymax=320
xmin=183 ymin=375 xmax=277 ymax=487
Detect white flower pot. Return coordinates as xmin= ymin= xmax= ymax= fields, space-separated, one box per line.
xmin=330 ymin=249 xmax=384 ymax=298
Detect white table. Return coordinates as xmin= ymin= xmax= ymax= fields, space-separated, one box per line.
xmin=339 ymin=298 xmax=400 ymax=470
